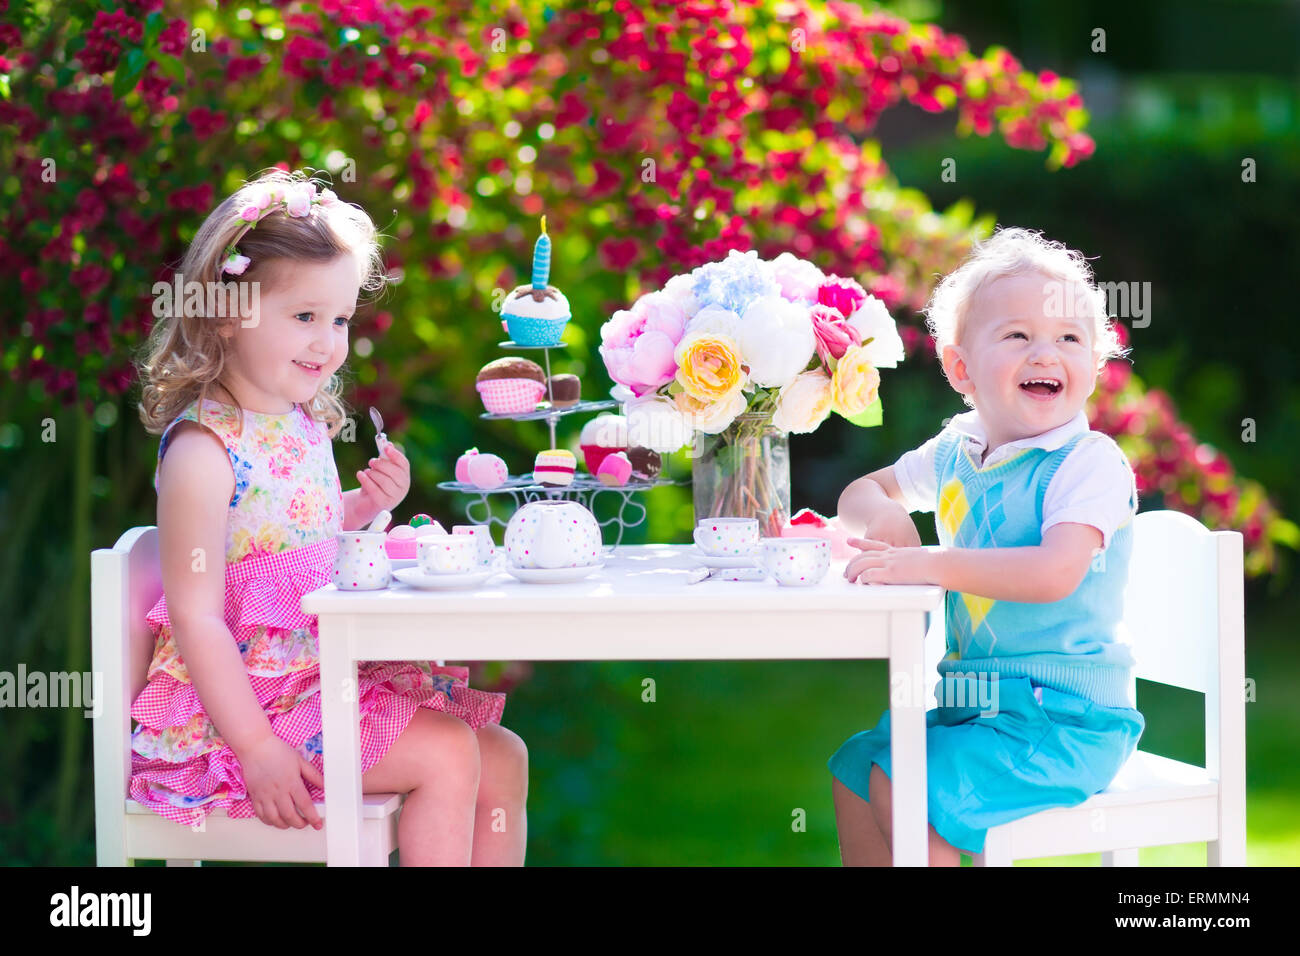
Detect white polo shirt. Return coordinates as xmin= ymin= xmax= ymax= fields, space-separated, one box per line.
xmin=891 ymin=409 xmax=1139 ymax=550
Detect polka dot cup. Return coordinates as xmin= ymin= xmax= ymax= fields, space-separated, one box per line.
xmin=760 ymin=537 xmax=831 ymax=587
xmin=332 ymin=532 xmax=392 ymax=591
xmin=693 ymin=517 xmax=760 ymax=557
xmin=418 ymin=535 xmax=479 ymax=575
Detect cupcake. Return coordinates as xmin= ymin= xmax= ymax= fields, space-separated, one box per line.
xmin=533 ymin=449 xmax=577 ymax=487
xmin=627 ymin=446 xmax=661 ymax=481
xmin=579 ymin=414 xmax=627 ymax=475
xmin=503 ymin=217 xmax=571 ymax=346
xmin=503 ymin=284 xmax=572 ymax=347
xmin=546 ymin=374 xmax=581 ymax=408
xmin=476 ymin=357 xmax=547 ymax=414
xmin=596 ymin=451 xmax=633 ymax=486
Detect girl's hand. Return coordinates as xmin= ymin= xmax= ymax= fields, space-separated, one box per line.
xmin=844 ymin=537 xmax=939 ymax=586
xmin=239 ymin=733 xmax=325 ymax=830
xmin=355 ymin=442 xmax=411 ymax=518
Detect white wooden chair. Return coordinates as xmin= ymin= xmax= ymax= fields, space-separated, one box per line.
xmin=920 ymin=509 xmax=1246 ymax=866
xmin=92 ymin=526 xmax=405 ymax=866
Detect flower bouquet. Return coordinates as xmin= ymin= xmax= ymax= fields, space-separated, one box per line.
xmin=598 ymin=250 xmax=906 ymax=535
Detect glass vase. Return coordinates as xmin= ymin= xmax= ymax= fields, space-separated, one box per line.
xmin=690 ymin=412 xmax=791 ymax=538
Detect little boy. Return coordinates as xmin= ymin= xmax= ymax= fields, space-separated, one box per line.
xmin=827 ymin=227 xmax=1145 ymax=866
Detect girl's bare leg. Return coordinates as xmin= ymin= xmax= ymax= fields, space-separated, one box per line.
xmin=469 ymin=724 xmax=529 ymax=866
xmin=362 ymin=709 xmax=480 ymax=866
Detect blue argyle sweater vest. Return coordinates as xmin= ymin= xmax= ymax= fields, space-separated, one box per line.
xmin=931 ymin=429 xmax=1137 ymax=708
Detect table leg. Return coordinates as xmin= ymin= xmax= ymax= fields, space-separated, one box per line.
xmin=318 ymin=616 xmax=363 ymax=866
xmin=889 ymin=610 xmax=929 ymax=866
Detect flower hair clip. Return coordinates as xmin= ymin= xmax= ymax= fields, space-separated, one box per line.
xmin=220 ymin=180 xmax=340 ymax=275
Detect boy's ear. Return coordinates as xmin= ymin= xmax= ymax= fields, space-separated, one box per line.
xmin=941 ymin=344 xmax=975 ymax=399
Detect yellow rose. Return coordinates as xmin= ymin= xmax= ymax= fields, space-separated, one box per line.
xmin=674 ymin=332 xmax=747 ymax=402
xmin=831 ymin=344 xmax=881 ymax=417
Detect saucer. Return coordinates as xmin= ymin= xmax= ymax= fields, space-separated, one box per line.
xmin=392 ymin=567 xmax=502 ymax=590
xmin=389 ymin=557 xmax=419 ymax=570
xmin=505 ymin=563 xmax=604 ymax=584
xmin=693 ymin=550 xmax=760 ymax=569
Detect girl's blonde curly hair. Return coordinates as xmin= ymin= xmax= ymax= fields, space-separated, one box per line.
xmin=922 ymin=226 xmax=1130 ymax=410
xmin=134 ymin=168 xmax=389 ymax=439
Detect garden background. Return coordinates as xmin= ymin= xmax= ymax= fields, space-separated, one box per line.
xmin=1 ymin=0 xmax=1297 ymax=865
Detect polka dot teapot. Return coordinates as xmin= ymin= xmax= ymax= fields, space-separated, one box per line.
xmin=504 ymin=499 xmax=602 ymax=569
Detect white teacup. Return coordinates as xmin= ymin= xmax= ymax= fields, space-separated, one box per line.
xmin=333 ymin=531 xmax=391 ymax=590
xmin=418 ymin=535 xmax=478 ymax=575
xmin=693 ymin=517 xmax=760 ymax=557
xmin=761 ymin=537 xmax=831 ymax=586
xmin=453 ymin=524 xmax=496 ymax=567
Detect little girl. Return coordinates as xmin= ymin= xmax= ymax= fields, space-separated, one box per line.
xmin=132 ymin=169 xmax=527 ymax=866
xmin=828 ymin=227 xmax=1145 ymax=866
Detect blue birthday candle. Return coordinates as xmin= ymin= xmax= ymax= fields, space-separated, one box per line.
xmin=531 ymin=216 xmax=550 ymax=290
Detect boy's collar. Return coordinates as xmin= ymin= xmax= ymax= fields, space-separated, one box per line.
xmin=947 ymin=409 xmax=1090 ymax=466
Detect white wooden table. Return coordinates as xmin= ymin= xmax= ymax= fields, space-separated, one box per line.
xmin=301 ymin=543 xmax=944 ymax=866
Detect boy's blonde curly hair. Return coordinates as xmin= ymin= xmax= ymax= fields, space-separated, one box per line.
xmin=922 ymin=226 xmax=1130 ymax=409
xmin=134 ymin=168 xmax=390 ymax=439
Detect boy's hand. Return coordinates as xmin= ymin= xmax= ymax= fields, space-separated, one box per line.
xmin=355 ymin=442 xmax=410 ymax=516
xmin=844 ymin=537 xmax=938 ymax=586
xmin=864 ymin=503 xmax=923 ymax=549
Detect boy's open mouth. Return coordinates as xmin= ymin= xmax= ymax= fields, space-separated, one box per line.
xmin=1019 ymin=378 xmax=1062 ymax=398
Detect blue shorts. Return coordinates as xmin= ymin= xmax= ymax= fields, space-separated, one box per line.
xmin=827 ymin=675 xmax=1145 ymax=855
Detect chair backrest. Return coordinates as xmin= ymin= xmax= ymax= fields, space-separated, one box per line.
xmin=1119 ymin=509 xmax=1244 ymax=783
xmin=92 ymin=526 xmax=163 ymax=820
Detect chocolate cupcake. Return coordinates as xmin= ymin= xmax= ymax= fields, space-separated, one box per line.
xmin=545 ymin=373 xmax=581 ymax=408
xmin=476 ymin=356 xmax=546 ymax=385
xmin=627 ymin=446 xmax=661 ymax=481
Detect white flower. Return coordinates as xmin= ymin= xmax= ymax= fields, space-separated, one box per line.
xmin=768 ymin=252 xmax=826 ymax=302
xmin=676 ymin=388 xmax=748 ymax=435
xmin=685 ymin=304 xmax=744 ymax=341
xmin=626 ymin=394 xmax=694 ymax=453
xmin=771 ymin=369 xmax=834 ymax=434
xmin=737 ymin=294 xmax=817 ymax=389
xmin=661 ymin=272 xmax=701 ymax=317
xmin=846 ymin=295 xmax=905 ymax=368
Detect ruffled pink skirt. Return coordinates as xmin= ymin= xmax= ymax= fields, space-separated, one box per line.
xmin=128 ymin=536 xmax=506 ymax=827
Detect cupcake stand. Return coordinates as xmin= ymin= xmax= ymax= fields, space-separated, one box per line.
xmin=437 ymin=340 xmax=683 ymax=550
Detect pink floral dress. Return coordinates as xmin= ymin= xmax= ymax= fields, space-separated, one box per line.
xmin=130 ymin=398 xmax=505 ymax=827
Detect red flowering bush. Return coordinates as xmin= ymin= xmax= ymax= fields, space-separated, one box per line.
xmin=0 ymin=0 xmax=1291 ymax=575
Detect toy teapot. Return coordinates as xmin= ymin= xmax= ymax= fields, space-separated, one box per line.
xmin=503 ymin=499 xmax=602 ymax=569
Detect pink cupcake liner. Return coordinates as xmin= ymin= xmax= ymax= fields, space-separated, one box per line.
xmin=477 ymin=378 xmax=546 ymax=414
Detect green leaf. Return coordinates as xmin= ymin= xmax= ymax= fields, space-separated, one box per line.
xmin=842 ymin=395 xmax=882 ymax=428
xmin=156 ymin=54 xmax=186 ymax=84
xmin=112 ymin=49 xmax=147 ymax=97
xmin=1270 ymin=518 xmax=1300 ymax=550
xmin=144 ymin=10 xmax=165 ymax=49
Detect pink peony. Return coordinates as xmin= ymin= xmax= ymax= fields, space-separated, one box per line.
xmin=599 ymin=291 xmax=688 ymax=397
xmin=810 ymin=303 xmax=862 ymax=367
xmin=285 ymin=183 xmax=314 ymax=217
xmin=817 ymin=275 xmax=867 ymax=318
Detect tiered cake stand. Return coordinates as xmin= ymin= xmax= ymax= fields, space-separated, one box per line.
xmin=437 ymin=340 xmax=682 ymax=547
